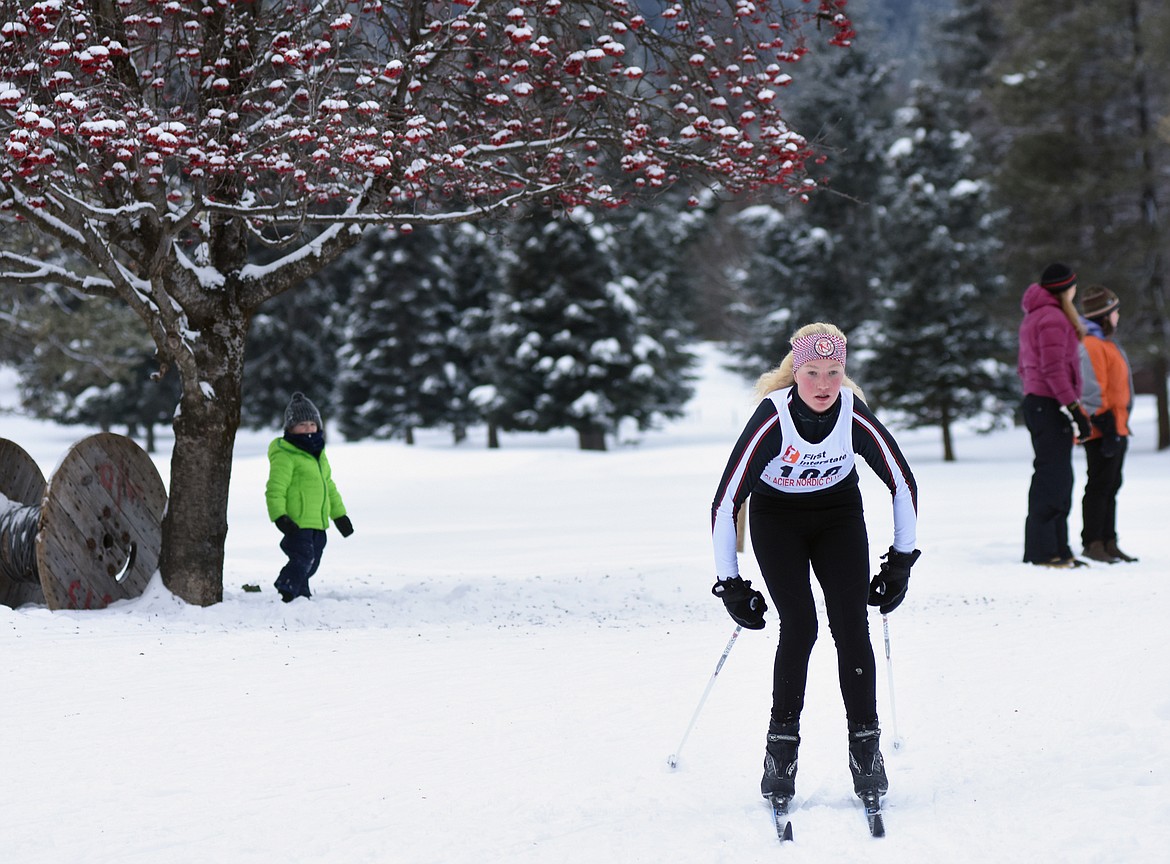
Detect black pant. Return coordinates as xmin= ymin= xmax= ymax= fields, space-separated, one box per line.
xmin=276 ymin=528 xmax=327 ymax=598
xmin=1081 ymin=436 xmax=1127 ymax=546
xmin=749 ymin=489 xmax=877 ymax=727
xmin=1022 ymin=395 xmax=1074 ymax=563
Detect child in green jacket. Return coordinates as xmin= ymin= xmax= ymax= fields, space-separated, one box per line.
xmin=265 ymin=392 xmax=354 ymax=602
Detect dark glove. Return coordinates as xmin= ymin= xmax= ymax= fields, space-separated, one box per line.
xmin=334 ymin=515 xmax=354 ymax=537
xmin=1066 ymin=402 xmax=1092 ymax=443
xmin=275 ymin=515 xmax=299 ymax=536
xmin=711 ymin=576 xmax=768 ymax=630
xmin=1090 ymin=410 xmax=1121 ymax=458
xmin=868 ymin=547 xmax=921 ymax=614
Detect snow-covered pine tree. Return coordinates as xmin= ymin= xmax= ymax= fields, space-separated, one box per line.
xmin=604 ymin=193 xmax=702 ymax=407
xmin=729 ymin=34 xmax=899 ymax=374
xmin=337 ymin=226 xmax=469 ymax=444
xmin=442 ymin=222 xmax=507 ymax=445
xmin=15 ymin=292 xmax=178 ymax=448
xmin=729 ymin=203 xmax=835 ymax=369
xmin=864 ymin=77 xmax=1015 ymax=461
xmin=242 ymin=268 xmax=349 ymax=431
xmin=478 ymin=209 xmax=687 ymax=450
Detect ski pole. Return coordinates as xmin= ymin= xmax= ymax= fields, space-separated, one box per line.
xmin=882 ymin=614 xmax=901 ymax=750
xmin=667 ymin=625 xmax=742 ymax=769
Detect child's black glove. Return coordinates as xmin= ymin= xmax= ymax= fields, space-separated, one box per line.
xmin=1090 ymin=410 xmax=1122 ymax=458
xmin=1066 ymin=402 xmax=1092 ymax=444
xmin=867 ymin=547 xmax=921 ymax=614
xmin=711 ymin=576 xmax=768 ymax=629
xmin=334 ymin=515 xmax=354 ymax=537
xmin=275 ymin=515 xmax=299 ymax=536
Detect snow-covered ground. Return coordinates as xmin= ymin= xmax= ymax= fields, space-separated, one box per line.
xmin=1 ymin=346 xmax=1167 ymax=863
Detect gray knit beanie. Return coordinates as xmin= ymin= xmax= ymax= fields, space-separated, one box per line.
xmin=283 ymin=392 xmax=323 ymax=432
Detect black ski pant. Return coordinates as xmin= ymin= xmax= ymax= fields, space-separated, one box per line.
xmin=1081 ymin=435 xmax=1127 ymax=547
xmin=749 ymin=489 xmax=877 ymax=728
xmin=1022 ymin=395 xmax=1075 ymax=563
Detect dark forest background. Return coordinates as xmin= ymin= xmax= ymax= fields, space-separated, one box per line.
xmin=3 ymin=0 xmax=1168 ymax=459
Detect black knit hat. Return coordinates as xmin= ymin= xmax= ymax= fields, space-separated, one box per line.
xmin=1040 ymin=262 xmax=1077 ymax=293
xmin=283 ymin=392 xmax=323 ymax=432
xmin=1080 ymin=284 xmax=1120 ymax=320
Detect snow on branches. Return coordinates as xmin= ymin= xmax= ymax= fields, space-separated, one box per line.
xmin=0 ymin=0 xmax=852 ymax=225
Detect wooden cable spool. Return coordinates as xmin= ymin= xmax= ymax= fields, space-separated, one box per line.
xmin=0 ymin=434 xmax=167 ymax=610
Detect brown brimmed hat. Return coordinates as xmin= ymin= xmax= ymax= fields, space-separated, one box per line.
xmin=1080 ymin=284 xmax=1120 ymax=320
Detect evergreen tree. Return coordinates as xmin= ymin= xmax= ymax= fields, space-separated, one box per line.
xmin=478 ymin=210 xmax=691 ymax=450
xmin=932 ymin=0 xmax=1004 ymax=99
xmin=865 ymin=80 xmax=1016 ymax=461
xmin=242 ymin=267 xmax=350 ymax=431
xmin=729 ymin=32 xmax=900 ymax=374
xmin=606 ymin=194 xmax=702 ymax=392
xmin=987 ymin=0 xmax=1170 ymax=446
xmin=443 ymin=222 xmax=507 ymax=445
xmin=336 ymin=226 xmax=470 ymax=444
xmin=728 ymin=202 xmax=837 ymax=366
xmin=15 ymin=293 xmax=179 ymax=449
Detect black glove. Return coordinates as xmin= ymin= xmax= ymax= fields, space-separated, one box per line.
xmin=868 ymin=547 xmax=921 ymax=614
xmin=712 ymin=576 xmax=768 ymax=630
xmin=334 ymin=515 xmax=354 ymax=537
xmin=1066 ymin=402 xmax=1092 ymax=443
xmin=1090 ymin=410 xmax=1121 ymax=458
xmin=275 ymin=515 xmax=299 ymax=536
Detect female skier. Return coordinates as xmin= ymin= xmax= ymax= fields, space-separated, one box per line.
xmin=709 ymin=322 xmax=919 ymax=804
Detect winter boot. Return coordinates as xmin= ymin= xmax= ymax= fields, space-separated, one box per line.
xmin=847 ymin=720 xmax=888 ymax=797
xmin=761 ymin=720 xmax=800 ymax=799
xmin=1105 ymin=540 xmax=1138 ymax=562
xmin=273 ymin=577 xmax=295 ymax=603
xmin=1083 ymin=541 xmax=1119 ymax=563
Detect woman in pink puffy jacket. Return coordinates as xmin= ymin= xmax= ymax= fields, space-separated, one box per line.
xmin=1017 ymin=263 xmax=1091 ymax=568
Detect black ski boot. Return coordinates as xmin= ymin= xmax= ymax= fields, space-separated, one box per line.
xmin=847 ymin=720 xmax=888 ymax=797
xmin=761 ymin=719 xmax=800 ymax=799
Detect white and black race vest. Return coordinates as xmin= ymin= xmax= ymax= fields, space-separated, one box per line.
xmin=758 ymin=387 xmax=856 ymax=494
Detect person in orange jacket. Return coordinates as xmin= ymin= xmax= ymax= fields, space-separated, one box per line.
xmin=1077 ymin=285 xmax=1137 ymax=563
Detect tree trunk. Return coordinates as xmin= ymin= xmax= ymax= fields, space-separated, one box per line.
xmin=158 ymin=311 xmax=248 ymax=606
xmin=487 ymin=423 xmax=499 ymax=449
xmin=1155 ymin=354 xmax=1170 ymax=451
xmin=577 ymin=426 xmax=607 ymax=451
xmin=1127 ymin=0 xmax=1170 ymax=450
xmin=941 ymin=420 xmax=955 ymax=463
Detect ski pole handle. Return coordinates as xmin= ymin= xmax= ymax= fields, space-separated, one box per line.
xmin=667 ymin=625 xmax=742 ymax=769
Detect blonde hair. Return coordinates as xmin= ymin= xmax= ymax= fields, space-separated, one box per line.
xmin=754 ymin=322 xmax=867 ymax=401
xmin=1058 ymin=288 xmax=1087 ymax=340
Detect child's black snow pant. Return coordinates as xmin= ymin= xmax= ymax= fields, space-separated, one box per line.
xmin=276 ymin=528 xmax=327 ymax=599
